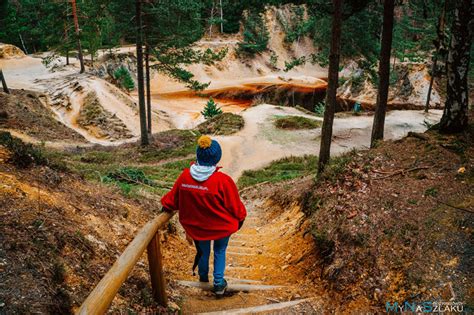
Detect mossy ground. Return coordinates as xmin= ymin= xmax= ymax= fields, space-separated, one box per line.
xmin=45 ymin=129 xmax=199 ymax=197
xmin=273 ymin=115 xmax=322 ymax=130
xmin=238 ymin=155 xmax=317 ymax=188
xmin=197 ymin=113 xmax=244 ymax=135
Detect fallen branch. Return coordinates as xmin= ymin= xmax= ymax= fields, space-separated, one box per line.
xmin=239 ymin=181 xmax=270 ymax=194
xmin=372 ymin=166 xmax=432 ymax=180
xmin=407 ymin=131 xmax=429 ymax=141
xmin=333 ymin=127 xmax=364 ymax=140
xmin=435 ymin=198 xmax=474 ymax=214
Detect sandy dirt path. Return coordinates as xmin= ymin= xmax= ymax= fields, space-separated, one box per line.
xmin=177 ymin=194 xmax=324 ymax=314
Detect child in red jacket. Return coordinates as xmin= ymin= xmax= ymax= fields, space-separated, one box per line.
xmin=161 ymin=135 xmax=247 ymax=296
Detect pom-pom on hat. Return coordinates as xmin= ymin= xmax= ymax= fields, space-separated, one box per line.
xmin=196 ymin=135 xmax=222 ymax=166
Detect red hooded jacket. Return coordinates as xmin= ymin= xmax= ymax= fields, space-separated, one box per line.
xmin=161 ymin=167 xmax=247 ymax=241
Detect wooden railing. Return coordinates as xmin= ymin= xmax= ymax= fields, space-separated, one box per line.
xmin=77 ymin=211 xmax=175 ymax=315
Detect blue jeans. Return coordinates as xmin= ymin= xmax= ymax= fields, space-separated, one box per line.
xmin=197 ymin=236 xmax=230 ymax=286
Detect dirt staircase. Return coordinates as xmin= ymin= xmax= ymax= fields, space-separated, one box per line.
xmin=175 ymin=200 xmax=321 ymax=314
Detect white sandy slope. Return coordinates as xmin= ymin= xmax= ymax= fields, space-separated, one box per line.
xmin=0 ymin=54 xmax=171 ymax=144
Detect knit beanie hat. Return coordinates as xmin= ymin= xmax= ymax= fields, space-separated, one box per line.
xmin=196 ymin=135 xmax=222 ymax=166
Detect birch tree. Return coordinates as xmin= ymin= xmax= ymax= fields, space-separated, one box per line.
xmin=439 ymin=0 xmax=472 ymax=133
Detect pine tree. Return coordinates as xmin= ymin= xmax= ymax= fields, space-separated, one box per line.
xmin=136 ymin=0 xmax=148 ymax=146
xmin=237 ymin=11 xmax=270 ymax=55
xmin=114 ymin=67 xmax=135 ymax=91
xmin=201 ymin=97 xmax=223 ymax=119
xmin=371 ymin=0 xmax=396 ymax=148
xmin=71 ymin=0 xmax=85 ymax=73
xmin=136 ymin=0 xmax=227 ymax=135
xmin=318 ymin=0 xmax=343 ymax=174
xmin=425 ymin=0 xmax=448 ymax=112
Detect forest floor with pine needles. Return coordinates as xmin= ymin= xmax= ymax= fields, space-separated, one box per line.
xmin=256 ymin=112 xmax=474 ymax=311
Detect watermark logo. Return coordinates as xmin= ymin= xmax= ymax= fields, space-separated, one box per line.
xmin=385 ymin=301 xmax=464 ymax=313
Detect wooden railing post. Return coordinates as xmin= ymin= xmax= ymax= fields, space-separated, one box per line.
xmin=147 ymin=231 xmax=168 ymax=307
xmin=77 ymin=212 xmax=173 ymax=315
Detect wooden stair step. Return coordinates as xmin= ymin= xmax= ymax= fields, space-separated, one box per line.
xmin=225 ymin=277 xmax=263 ymax=284
xmin=197 ymin=299 xmax=311 ymax=315
xmin=176 ymin=280 xmax=283 ymax=292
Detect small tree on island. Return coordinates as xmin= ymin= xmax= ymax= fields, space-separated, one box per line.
xmin=201 ymin=97 xmax=223 ymax=119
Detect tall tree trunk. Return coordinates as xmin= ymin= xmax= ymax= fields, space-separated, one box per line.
xmin=145 ymin=43 xmax=152 ymax=135
xmin=425 ymin=0 xmax=447 ymax=112
xmin=425 ymin=56 xmax=437 ymax=112
xmin=64 ymin=22 xmax=70 ymax=65
xmin=219 ymin=0 xmax=223 ymax=33
xmin=71 ymin=0 xmax=85 ymax=73
xmin=209 ymin=2 xmax=215 ymax=38
xmin=136 ymin=0 xmax=149 ymax=146
xmin=439 ymin=0 xmax=472 ymax=133
xmin=65 ymin=4 xmax=70 ymax=65
xmin=318 ymin=0 xmax=343 ymax=174
xmin=18 ymin=33 xmax=28 ymax=54
xmin=0 ymin=69 xmax=10 ymax=94
xmin=370 ymin=0 xmax=395 ymax=148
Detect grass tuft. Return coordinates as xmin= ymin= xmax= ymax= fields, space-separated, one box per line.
xmin=197 ymin=113 xmax=244 ymax=136
xmin=274 ymin=115 xmax=322 ymax=130
xmin=238 ymin=155 xmax=317 ymax=189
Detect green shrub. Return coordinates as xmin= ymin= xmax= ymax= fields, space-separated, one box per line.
xmin=269 ymin=51 xmax=279 ymax=68
xmin=350 ymin=74 xmax=365 ymax=93
xmin=284 ymin=56 xmax=306 ymax=72
xmin=314 ymin=102 xmax=325 ymax=117
xmin=201 ymin=97 xmax=223 ymax=119
xmin=113 ymin=66 xmax=135 ymax=91
xmin=0 ymin=132 xmax=46 ymax=168
xmin=103 ymin=167 xmax=154 ymax=186
xmin=282 ymin=6 xmax=314 ymax=43
xmin=425 ymin=187 xmax=438 ymax=197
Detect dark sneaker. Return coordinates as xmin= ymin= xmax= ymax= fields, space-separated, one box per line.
xmin=213 ymin=279 xmax=228 ymax=297
xmin=199 ymin=275 xmax=209 ymax=283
